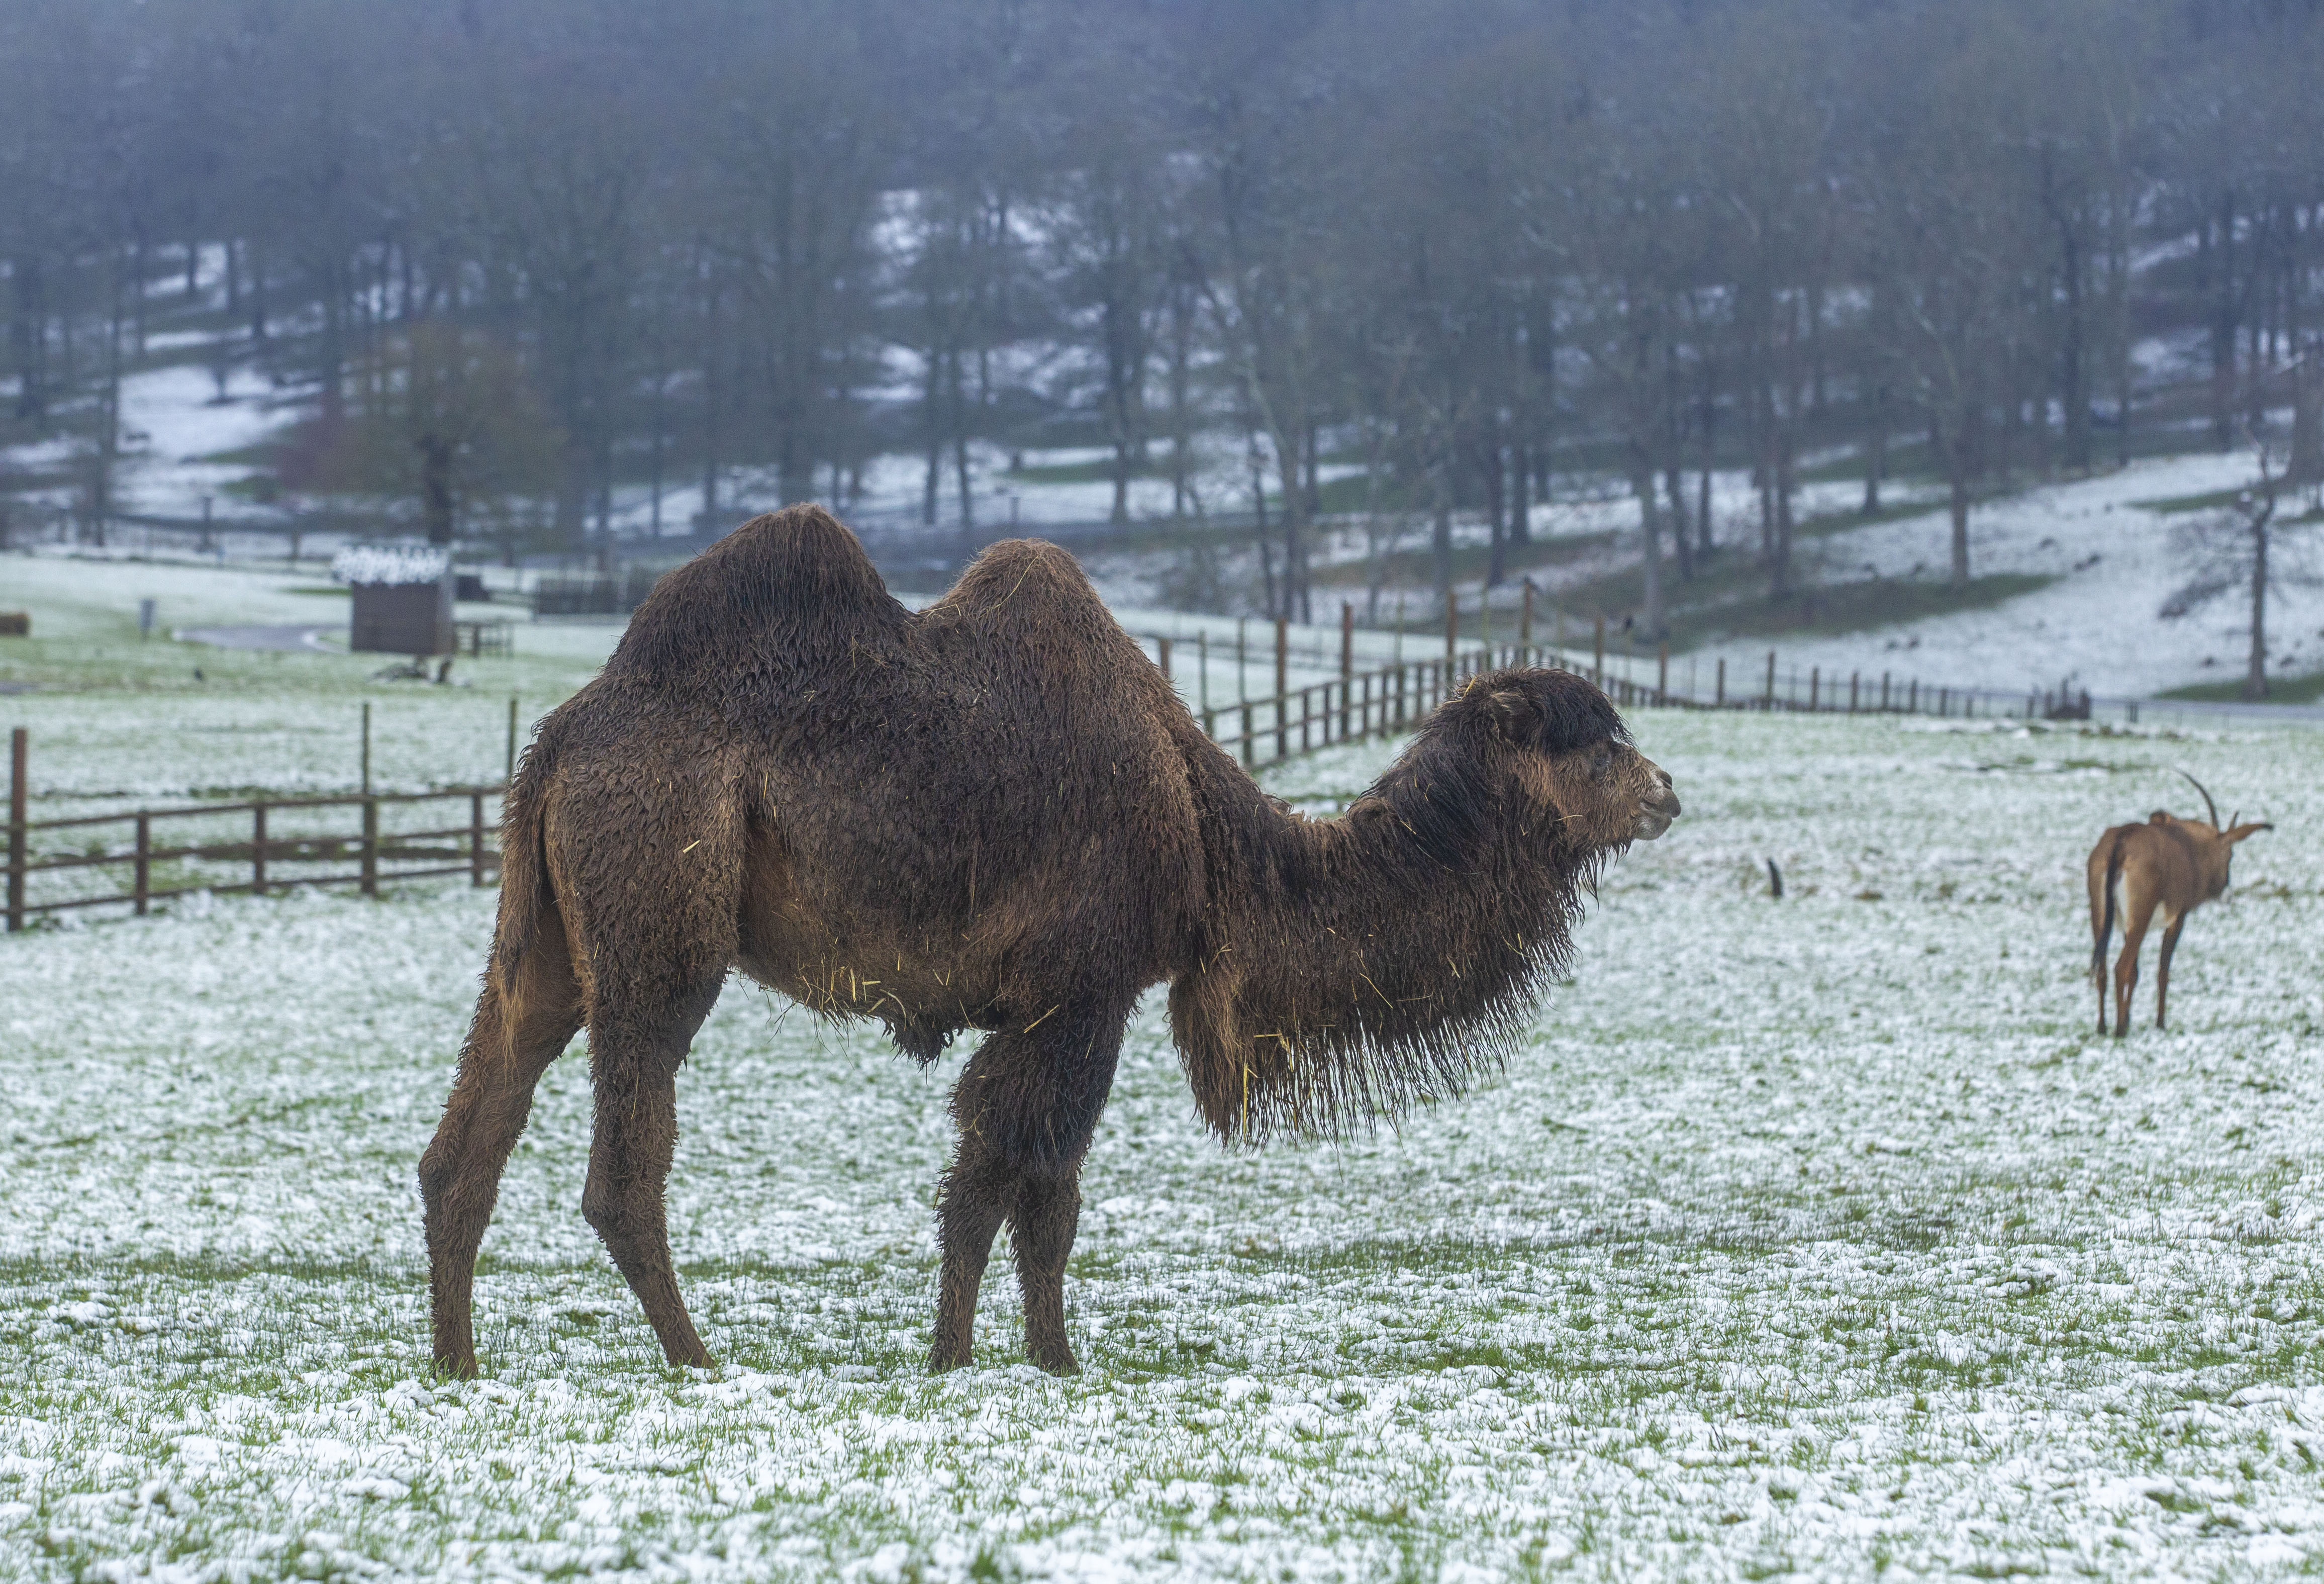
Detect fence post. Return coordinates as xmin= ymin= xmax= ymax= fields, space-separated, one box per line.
xmin=1716 ymin=658 xmax=1726 ymax=708
xmin=1764 ymin=650 xmax=1777 ymax=708
xmin=1850 ymin=673 xmax=1859 ymax=714
xmin=1274 ymin=617 xmax=1288 ymax=703
xmin=1301 ymin=689 xmax=1312 ymax=753
xmin=470 ymin=792 xmax=486 ymax=886
xmin=1657 ymin=644 xmax=1669 ymax=705
xmin=361 ymin=798 xmax=379 ymax=897
xmin=361 ymin=702 xmax=372 ymax=795
xmin=7 ymin=727 xmax=25 ymax=933
xmin=134 ymin=813 xmax=150 ymax=916
xmin=252 ymin=802 xmax=267 ymax=894
xmin=1809 ymin=667 xmax=1819 ymax=711
xmin=1444 ymin=589 xmax=1458 ymax=670
xmin=1158 ymin=635 xmax=1173 ymax=682
xmin=1881 ymin=672 xmax=1891 ymax=712
xmin=1340 ymin=602 xmax=1353 ymax=682
xmin=1240 ymin=703 xmax=1253 ymax=768
xmin=1520 ymin=579 xmax=1534 ymax=660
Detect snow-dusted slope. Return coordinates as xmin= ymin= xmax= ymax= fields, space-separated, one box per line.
xmin=1695 ymin=453 xmax=2308 ymax=699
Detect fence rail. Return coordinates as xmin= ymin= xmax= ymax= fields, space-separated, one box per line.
xmin=5 ymin=728 xmax=501 ymax=929
xmin=7 ymin=604 xmax=2306 ymax=927
xmin=1124 ymin=604 xmax=2162 ymax=775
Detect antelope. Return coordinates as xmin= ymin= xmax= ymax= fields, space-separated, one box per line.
xmin=2086 ymin=772 xmax=2270 ymax=1036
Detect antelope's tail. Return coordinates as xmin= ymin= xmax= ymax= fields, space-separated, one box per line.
xmin=2091 ymin=829 xmax=2127 ymax=985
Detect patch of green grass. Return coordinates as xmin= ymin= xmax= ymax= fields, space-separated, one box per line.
xmin=2157 ymin=670 xmax=2324 ymax=704
xmin=1005 ymin=457 xmax=1150 ymax=486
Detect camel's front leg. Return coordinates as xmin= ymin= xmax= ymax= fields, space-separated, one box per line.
xmin=1010 ymin=1171 xmax=1083 ymax=1374
xmin=929 ymin=1127 xmax=1012 ymax=1372
xmin=581 ymin=981 xmax=722 ymax=1369
xmin=930 ymin=1004 xmax=1125 ymax=1374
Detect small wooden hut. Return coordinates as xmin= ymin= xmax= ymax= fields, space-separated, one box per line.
xmin=335 ymin=544 xmax=456 ymax=656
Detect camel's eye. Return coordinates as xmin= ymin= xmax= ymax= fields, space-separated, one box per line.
xmin=1591 ymin=747 xmax=1613 ymax=780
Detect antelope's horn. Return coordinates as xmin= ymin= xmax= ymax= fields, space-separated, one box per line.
xmin=2175 ymin=768 xmax=2220 ymax=829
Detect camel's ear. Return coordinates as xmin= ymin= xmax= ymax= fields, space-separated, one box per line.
xmin=2226 ymin=822 xmax=2273 ymax=843
xmin=1484 ymin=688 xmax=1535 ymax=738
xmin=2149 ymin=810 xmax=2171 ymax=824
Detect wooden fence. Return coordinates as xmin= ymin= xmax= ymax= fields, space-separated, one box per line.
xmin=5 ymin=728 xmax=501 ymax=930
xmin=1129 ymin=599 xmax=2114 ymax=774
xmin=0 ymin=603 xmax=2203 ymax=929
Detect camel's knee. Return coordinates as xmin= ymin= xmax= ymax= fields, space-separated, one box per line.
xmin=580 ymin=1175 xmax=647 ymax=1242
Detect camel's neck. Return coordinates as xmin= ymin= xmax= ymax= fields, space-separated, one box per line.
xmin=1167 ymin=726 xmax=1598 ymax=1142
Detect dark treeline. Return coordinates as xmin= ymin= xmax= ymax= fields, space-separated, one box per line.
xmin=2 ymin=0 xmax=2320 ymax=629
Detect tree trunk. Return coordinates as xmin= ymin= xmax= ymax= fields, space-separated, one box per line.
xmin=2060 ymin=228 xmax=2090 ymax=472
xmin=1946 ymin=412 xmax=1972 ymax=589
xmin=1510 ymin=440 xmax=1531 ymax=547
xmin=2245 ymin=513 xmax=2269 ymax=701
xmin=1665 ymin=462 xmax=1693 ymax=582
xmin=2209 ymin=195 xmax=2238 ymax=450
xmin=2288 ymin=343 xmax=2321 ymax=488
xmin=1863 ymin=387 xmax=1886 ymax=515
xmin=1276 ymin=428 xmax=1309 ymax=624
xmin=1430 ymin=493 xmax=1452 ymax=608
xmin=1484 ymin=434 xmax=1507 ymax=587
xmin=1634 ymin=465 xmax=1666 ymax=639
xmin=420 ymin=433 xmax=455 ymax=545
xmin=923 ymin=347 xmax=943 ymax=527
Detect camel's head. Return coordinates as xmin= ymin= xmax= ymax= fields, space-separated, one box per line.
xmin=1468 ymin=667 xmax=1681 ymax=847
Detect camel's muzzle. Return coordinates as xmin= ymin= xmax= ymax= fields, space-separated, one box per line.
xmin=1633 ymin=770 xmax=1681 ymax=841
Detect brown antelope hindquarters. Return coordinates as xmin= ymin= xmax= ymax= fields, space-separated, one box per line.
xmin=2085 ymin=796 xmax=2269 ymax=1037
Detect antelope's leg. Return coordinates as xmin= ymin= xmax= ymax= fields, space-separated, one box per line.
xmin=580 ymin=980 xmax=722 ymax=1369
xmin=2112 ymin=907 xmax=2152 ymax=1040
xmin=930 ymin=1003 xmax=1126 ymax=1375
xmin=420 ymin=917 xmax=584 ymax=1376
xmin=2155 ymin=913 xmax=2187 ymax=1031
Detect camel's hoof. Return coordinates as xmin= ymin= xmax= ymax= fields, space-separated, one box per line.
xmin=927 ymin=1344 xmax=971 ymax=1374
xmin=1030 ymin=1349 xmax=1080 ymax=1377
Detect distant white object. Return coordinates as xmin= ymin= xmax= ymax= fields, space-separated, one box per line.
xmin=332 ymin=544 xmax=450 ymax=588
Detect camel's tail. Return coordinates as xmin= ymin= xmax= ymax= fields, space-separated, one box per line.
xmin=486 ymin=751 xmax=559 ymax=1026
xmin=2091 ymin=828 xmax=2128 ymax=986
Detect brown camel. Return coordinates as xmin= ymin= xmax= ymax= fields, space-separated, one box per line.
xmin=419 ymin=505 xmax=1681 ymax=1377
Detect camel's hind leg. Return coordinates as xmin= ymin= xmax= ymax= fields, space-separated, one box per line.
xmin=420 ymin=914 xmax=585 ymax=1376
xmin=929 ymin=1003 xmax=1127 ymax=1375
xmin=580 ymin=978 xmax=724 ymax=1368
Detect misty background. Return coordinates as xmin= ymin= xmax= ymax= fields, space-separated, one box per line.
xmin=1 ymin=0 xmax=2320 ymax=641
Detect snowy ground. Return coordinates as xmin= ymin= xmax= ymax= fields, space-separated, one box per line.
xmin=5 ymin=707 xmax=2324 ymax=1580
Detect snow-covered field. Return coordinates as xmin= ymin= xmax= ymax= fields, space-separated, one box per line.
xmin=6 ymin=706 xmax=2324 ymax=1580
xmin=1689 ymin=451 xmax=2319 ymax=700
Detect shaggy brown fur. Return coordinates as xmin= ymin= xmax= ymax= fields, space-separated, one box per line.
xmin=419 ymin=505 xmax=1680 ymax=1377
xmin=2087 ymin=798 xmax=2269 ymax=1035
